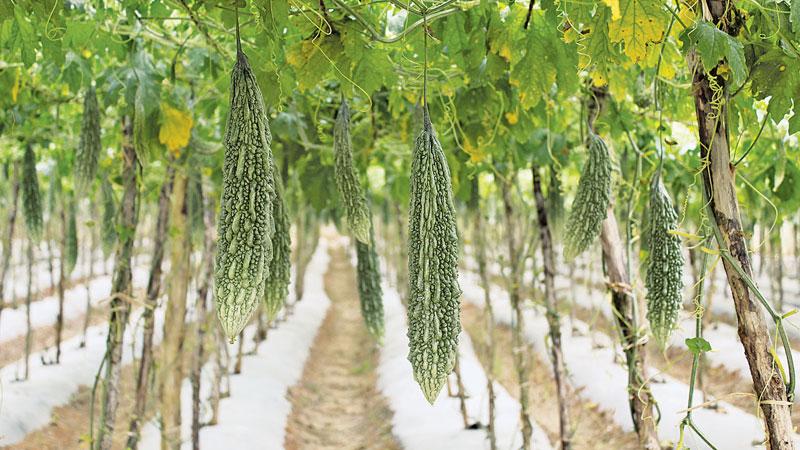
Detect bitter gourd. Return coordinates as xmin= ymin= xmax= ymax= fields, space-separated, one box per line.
xmin=100 ymin=178 xmax=117 ymax=257
xmin=333 ymin=100 xmax=371 ymax=244
xmin=645 ymin=175 xmax=684 ymax=346
xmin=214 ymin=50 xmax=277 ymax=340
xmin=186 ymin=165 xmax=205 ymax=247
xmin=21 ymin=144 xmax=43 ymax=242
xmin=356 ymin=217 xmax=383 ymax=341
xmin=563 ymin=132 xmax=611 ymax=260
xmin=65 ymin=197 xmax=78 ymax=275
xmin=407 ymin=107 xmax=461 ymax=404
xmin=546 ymin=169 xmax=565 ymax=238
xmin=74 ymin=86 xmax=101 ymax=192
xmin=263 ymin=163 xmax=291 ymax=321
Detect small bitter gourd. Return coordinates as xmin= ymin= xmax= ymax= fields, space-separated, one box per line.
xmin=21 ymin=145 xmax=43 ymax=242
xmin=546 ymin=169 xmax=565 ymax=238
xmin=333 ymin=100 xmax=371 ymax=244
xmin=407 ymin=107 xmax=461 ymax=404
xmin=186 ymin=165 xmax=205 ymax=247
xmin=74 ymin=86 xmax=101 ymax=192
xmin=645 ymin=175 xmax=684 ymax=346
xmin=65 ymin=197 xmax=78 ymax=275
xmin=214 ymin=50 xmax=277 ymax=340
xmin=263 ymin=163 xmax=291 ymax=321
xmin=356 ymin=216 xmax=383 ymax=341
xmin=100 ymin=178 xmax=117 ymax=257
xmin=563 ymin=132 xmax=612 ymax=260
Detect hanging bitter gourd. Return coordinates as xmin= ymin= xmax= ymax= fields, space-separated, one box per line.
xmin=215 ymin=50 xmax=277 ymax=340
xmin=333 ymin=100 xmax=371 ymax=244
xmin=65 ymin=197 xmax=78 ymax=275
xmin=546 ymin=169 xmax=566 ymax=238
xmin=74 ymin=86 xmax=101 ymax=192
xmin=563 ymin=132 xmax=612 ymax=260
xmin=264 ymin=163 xmax=291 ymax=320
xmin=21 ymin=144 xmax=43 ymax=242
xmin=645 ymin=175 xmax=684 ymax=346
xmin=100 ymin=178 xmax=117 ymax=257
xmin=356 ymin=216 xmax=383 ymax=341
xmin=407 ymin=107 xmax=461 ymax=404
xmin=186 ymin=165 xmax=205 ymax=247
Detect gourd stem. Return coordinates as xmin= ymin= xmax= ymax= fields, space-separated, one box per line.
xmin=422 ymin=12 xmax=428 ymax=108
xmin=234 ymin=2 xmax=242 ymax=55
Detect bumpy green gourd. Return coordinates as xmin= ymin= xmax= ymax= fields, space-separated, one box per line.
xmin=21 ymin=145 xmax=43 ymax=242
xmin=215 ymin=50 xmax=277 ymax=340
xmin=74 ymin=86 xmax=101 ymax=192
xmin=48 ymin=173 xmax=62 ymax=216
xmin=563 ymin=133 xmax=612 ymax=260
xmin=633 ymin=72 xmax=652 ymax=109
xmin=65 ymin=197 xmax=78 ymax=274
xmin=407 ymin=107 xmax=461 ymax=404
xmin=186 ymin=165 xmax=205 ymax=246
xmin=356 ymin=218 xmax=383 ymax=341
xmin=133 ymin=83 xmax=146 ymax=159
xmin=333 ymin=100 xmax=371 ymax=244
xmin=100 ymin=178 xmax=117 ymax=257
xmin=264 ymin=164 xmax=291 ymax=320
xmin=645 ymin=175 xmax=684 ymax=346
xmin=546 ymin=169 xmax=565 ymax=238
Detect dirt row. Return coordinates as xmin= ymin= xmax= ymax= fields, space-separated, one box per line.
xmin=284 ymin=244 xmax=400 ymax=450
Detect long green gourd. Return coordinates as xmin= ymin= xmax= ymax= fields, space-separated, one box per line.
xmin=563 ymin=132 xmax=612 ymax=260
xmin=407 ymin=106 xmax=461 ymax=404
xmin=100 ymin=178 xmax=117 ymax=257
xmin=65 ymin=197 xmax=78 ymax=275
xmin=186 ymin=165 xmax=205 ymax=246
xmin=21 ymin=144 xmax=43 ymax=242
xmin=264 ymin=163 xmax=291 ymax=321
xmin=333 ymin=100 xmax=371 ymax=244
xmin=645 ymin=175 xmax=684 ymax=346
xmin=356 ymin=217 xmax=383 ymax=341
xmin=74 ymin=86 xmax=101 ymax=192
xmin=215 ymin=49 xmax=277 ymax=340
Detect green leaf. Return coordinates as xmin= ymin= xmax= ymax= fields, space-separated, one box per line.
xmin=789 ymin=112 xmax=800 ymax=135
xmin=685 ymin=337 xmax=712 ymax=355
xmin=684 ymin=21 xmax=747 ymax=86
xmin=750 ymin=49 xmax=800 ymax=121
xmin=792 ymin=0 xmax=800 ymax=33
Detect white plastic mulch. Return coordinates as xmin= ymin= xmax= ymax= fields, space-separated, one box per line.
xmin=148 ymin=242 xmax=333 ymax=450
xmin=378 ymin=277 xmax=553 ymax=450
xmin=460 ymin=270 xmax=800 ymax=450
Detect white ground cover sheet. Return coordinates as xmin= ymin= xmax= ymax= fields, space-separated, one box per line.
xmin=378 ymin=275 xmax=552 ymax=450
xmin=460 ymin=270 xmax=800 ymax=450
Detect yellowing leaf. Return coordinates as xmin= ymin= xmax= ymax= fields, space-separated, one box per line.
xmin=499 ymin=43 xmax=512 ymax=61
xmin=672 ymin=2 xmax=697 ymax=38
xmin=608 ymin=0 xmax=668 ymax=62
xmin=603 ymin=0 xmax=622 ymax=20
xmin=462 ymin=137 xmax=485 ymax=163
xmin=11 ymin=67 xmax=21 ymax=104
xmin=159 ymin=105 xmax=193 ymax=155
xmin=505 ymin=111 xmax=519 ymax=124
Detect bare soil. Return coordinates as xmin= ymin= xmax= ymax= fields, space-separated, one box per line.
xmin=284 ymin=244 xmax=400 ymax=450
xmin=461 ymin=303 xmax=639 ymax=450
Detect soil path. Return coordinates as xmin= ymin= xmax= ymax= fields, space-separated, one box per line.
xmin=461 ymin=303 xmax=640 ymax=450
xmin=284 ymin=244 xmax=400 ymax=450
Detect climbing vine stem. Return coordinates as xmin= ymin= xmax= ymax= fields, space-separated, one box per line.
xmin=702 ymin=192 xmax=796 ymax=402
xmin=676 ymin=234 xmax=717 ymax=450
